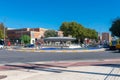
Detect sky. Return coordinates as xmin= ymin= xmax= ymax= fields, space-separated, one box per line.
xmin=0 ymin=0 xmax=120 ymax=33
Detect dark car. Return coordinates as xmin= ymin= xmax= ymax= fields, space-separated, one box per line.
xmin=24 ymin=44 xmax=34 ymax=48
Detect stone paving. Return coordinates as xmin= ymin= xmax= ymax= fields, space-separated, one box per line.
xmin=0 ymin=65 xmax=120 ymax=80
xmin=0 ymin=59 xmax=120 ymax=80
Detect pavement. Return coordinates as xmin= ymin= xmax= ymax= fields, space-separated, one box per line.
xmin=0 ymin=59 xmax=120 ymax=80
xmin=7 ymin=47 xmax=106 ymax=53
xmin=1 ymin=47 xmax=120 ymax=80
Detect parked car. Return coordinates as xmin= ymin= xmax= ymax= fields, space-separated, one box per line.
xmin=0 ymin=45 xmax=4 ymax=49
xmin=0 ymin=40 xmax=4 ymax=49
xmin=24 ymin=44 xmax=34 ymax=48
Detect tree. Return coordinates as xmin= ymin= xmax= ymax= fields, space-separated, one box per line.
xmin=60 ymin=22 xmax=84 ymax=36
xmin=44 ymin=30 xmax=57 ymax=38
xmin=59 ymin=22 xmax=98 ymax=43
xmin=20 ymin=35 xmax=30 ymax=44
xmin=59 ymin=22 xmax=70 ymax=36
xmin=0 ymin=23 xmax=7 ymax=39
xmin=0 ymin=30 xmax=4 ymax=39
xmin=109 ymin=18 xmax=120 ymax=38
xmin=85 ymin=29 xmax=98 ymax=40
xmin=60 ymin=22 xmax=85 ymax=43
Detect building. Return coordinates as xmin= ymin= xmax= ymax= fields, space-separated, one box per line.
xmin=57 ymin=31 xmax=63 ymax=37
xmin=7 ymin=28 xmax=64 ymax=44
xmin=7 ymin=28 xmax=47 ymax=44
xmin=98 ymin=33 xmax=102 ymax=41
xmin=102 ymin=32 xmax=112 ymax=42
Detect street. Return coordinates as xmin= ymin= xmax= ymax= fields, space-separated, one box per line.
xmin=0 ymin=49 xmax=120 ymax=80
xmin=0 ymin=49 xmax=120 ymax=64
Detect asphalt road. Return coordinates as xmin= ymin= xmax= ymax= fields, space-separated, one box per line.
xmin=0 ymin=49 xmax=120 ymax=64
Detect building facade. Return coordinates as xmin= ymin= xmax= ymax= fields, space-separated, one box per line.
xmin=102 ymin=32 xmax=112 ymax=42
xmin=7 ymin=28 xmax=63 ymax=44
xmin=57 ymin=31 xmax=63 ymax=37
xmin=7 ymin=28 xmax=47 ymax=44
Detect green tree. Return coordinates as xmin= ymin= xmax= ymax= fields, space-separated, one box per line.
xmin=20 ymin=35 xmax=30 ymax=44
xmin=59 ymin=22 xmax=70 ymax=36
xmin=109 ymin=18 xmax=120 ymax=38
xmin=0 ymin=30 xmax=4 ymax=39
xmin=60 ymin=22 xmax=86 ymax=43
xmin=60 ymin=22 xmax=84 ymax=37
xmin=44 ymin=30 xmax=57 ymax=38
xmin=0 ymin=23 xmax=7 ymax=39
xmin=91 ymin=29 xmax=98 ymax=40
xmin=60 ymin=22 xmax=98 ymax=43
xmin=86 ymin=29 xmax=98 ymax=39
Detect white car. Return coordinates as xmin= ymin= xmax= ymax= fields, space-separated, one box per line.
xmin=0 ymin=45 xmax=4 ymax=49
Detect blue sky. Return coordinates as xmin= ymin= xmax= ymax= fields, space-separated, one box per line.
xmin=0 ymin=0 xmax=120 ymax=33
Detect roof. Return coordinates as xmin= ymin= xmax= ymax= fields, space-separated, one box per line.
xmin=44 ymin=37 xmax=76 ymax=41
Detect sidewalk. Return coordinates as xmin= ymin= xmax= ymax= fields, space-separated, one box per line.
xmin=0 ymin=60 xmax=120 ymax=80
xmin=7 ymin=47 xmax=106 ymax=53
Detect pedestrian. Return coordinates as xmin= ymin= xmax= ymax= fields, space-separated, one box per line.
xmin=7 ymin=41 xmax=11 ymax=49
xmin=8 ymin=41 xmax=11 ymax=46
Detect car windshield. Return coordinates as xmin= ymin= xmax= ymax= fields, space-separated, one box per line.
xmin=0 ymin=40 xmax=4 ymax=45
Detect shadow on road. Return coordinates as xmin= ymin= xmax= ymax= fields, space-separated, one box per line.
xmin=105 ymin=48 xmax=120 ymax=53
xmin=4 ymin=63 xmax=120 ymax=77
xmin=0 ymin=75 xmax=7 ymax=79
xmin=93 ymin=64 xmax=120 ymax=68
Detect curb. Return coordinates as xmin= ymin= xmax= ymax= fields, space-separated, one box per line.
xmin=8 ymin=48 xmax=106 ymax=53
